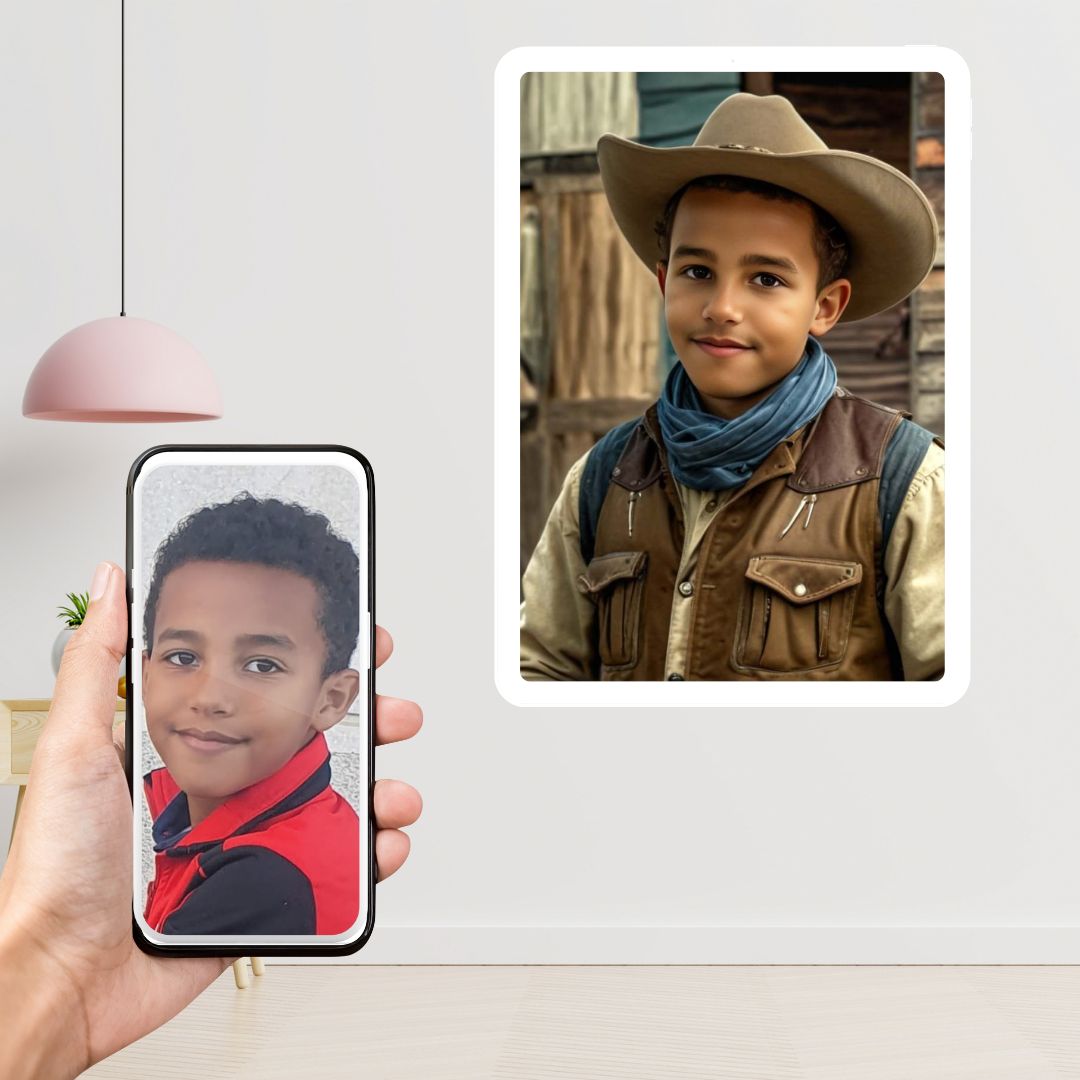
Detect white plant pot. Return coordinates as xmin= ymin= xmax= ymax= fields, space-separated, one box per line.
xmin=51 ymin=626 xmax=76 ymax=676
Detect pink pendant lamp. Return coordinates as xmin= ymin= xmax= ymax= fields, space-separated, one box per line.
xmin=22 ymin=0 xmax=222 ymax=423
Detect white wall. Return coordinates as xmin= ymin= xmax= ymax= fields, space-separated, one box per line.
xmin=1 ymin=0 xmax=1076 ymax=963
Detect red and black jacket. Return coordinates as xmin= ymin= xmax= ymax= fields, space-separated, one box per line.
xmin=143 ymin=731 xmax=360 ymax=935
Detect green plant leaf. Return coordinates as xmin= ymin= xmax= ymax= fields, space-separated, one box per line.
xmin=57 ymin=590 xmax=91 ymax=627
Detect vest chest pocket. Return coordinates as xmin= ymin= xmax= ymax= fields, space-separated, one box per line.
xmin=577 ymin=550 xmax=648 ymax=671
xmin=734 ymin=555 xmax=862 ymax=675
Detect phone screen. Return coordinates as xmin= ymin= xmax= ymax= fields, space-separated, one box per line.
xmin=126 ymin=446 xmax=374 ymax=954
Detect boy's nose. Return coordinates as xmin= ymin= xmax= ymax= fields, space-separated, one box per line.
xmin=187 ymin=671 xmax=237 ymax=716
xmin=701 ymin=282 xmax=742 ymax=323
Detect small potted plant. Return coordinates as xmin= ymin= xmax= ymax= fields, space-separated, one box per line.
xmin=54 ymin=590 xmax=127 ymax=696
xmin=53 ymin=591 xmax=88 ymax=675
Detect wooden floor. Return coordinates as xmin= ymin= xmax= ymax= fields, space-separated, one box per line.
xmin=84 ymin=966 xmax=1080 ymax=1079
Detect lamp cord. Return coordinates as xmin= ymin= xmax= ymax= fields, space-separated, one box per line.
xmin=121 ymin=0 xmax=125 ymax=317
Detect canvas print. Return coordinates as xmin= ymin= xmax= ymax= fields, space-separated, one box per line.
xmin=518 ymin=71 xmax=946 ymax=682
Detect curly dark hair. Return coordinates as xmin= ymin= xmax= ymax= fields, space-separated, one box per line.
xmin=654 ymin=174 xmax=850 ymax=293
xmin=142 ymin=492 xmax=360 ymax=680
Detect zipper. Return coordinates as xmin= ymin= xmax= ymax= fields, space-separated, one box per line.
xmin=778 ymin=492 xmax=817 ymax=539
xmin=627 ymin=490 xmax=641 ymax=538
xmin=779 ymin=494 xmax=808 ymax=539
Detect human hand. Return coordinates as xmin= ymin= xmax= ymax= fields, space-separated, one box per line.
xmin=0 ymin=560 xmax=422 ymax=1079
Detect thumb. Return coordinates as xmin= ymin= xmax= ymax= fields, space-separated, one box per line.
xmin=51 ymin=561 xmax=128 ymax=740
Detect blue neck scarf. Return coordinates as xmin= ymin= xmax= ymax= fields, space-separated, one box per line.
xmin=656 ymin=335 xmax=838 ymax=491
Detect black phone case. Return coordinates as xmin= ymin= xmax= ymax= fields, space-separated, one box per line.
xmin=126 ymin=444 xmax=376 ymax=957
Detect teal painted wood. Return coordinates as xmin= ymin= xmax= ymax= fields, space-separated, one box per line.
xmin=635 ymin=72 xmax=741 ymax=147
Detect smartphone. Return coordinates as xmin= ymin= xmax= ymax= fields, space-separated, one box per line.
xmin=126 ymin=445 xmax=375 ymax=957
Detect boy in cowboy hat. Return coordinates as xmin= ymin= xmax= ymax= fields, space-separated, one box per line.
xmin=520 ymin=92 xmax=944 ymax=681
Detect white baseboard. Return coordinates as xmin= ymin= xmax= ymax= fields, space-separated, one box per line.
xmin=265 ymin=926 xmax=1080 ymax=965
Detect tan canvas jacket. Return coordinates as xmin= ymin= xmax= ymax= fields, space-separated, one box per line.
xmin=520 ymin=426 xmax=944 ymax=682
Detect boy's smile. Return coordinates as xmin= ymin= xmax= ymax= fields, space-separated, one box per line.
xmin=659 ymin=187 xmax=851 ymax=419
xmin=142 ymin=559 xmax=359 ymax=827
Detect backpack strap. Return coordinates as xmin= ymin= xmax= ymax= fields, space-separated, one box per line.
xmin=878 ymin=418 xmax=941 ymax=552
xmin=875 ymin=416 xmax=941 ymax=679
xmin=578 ymin=417 xmax=641 ymax=565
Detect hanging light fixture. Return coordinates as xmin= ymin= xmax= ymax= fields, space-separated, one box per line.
xmin=22 ymin=0 xmax=222 ymax=423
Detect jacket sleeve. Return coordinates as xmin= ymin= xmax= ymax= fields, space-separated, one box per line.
xmin=882 ymin=440 xmax=945 ymax=680
xmin=520 ymin=452 xmax=598 ymax=681
xmin=161 ymin=844 xmax=317 ymax=935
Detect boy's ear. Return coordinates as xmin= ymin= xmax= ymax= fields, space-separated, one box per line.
xmin=313 ymin=669 xmax=361 ymax=731
xmin=809 ymin=277 xmax=852 ymax=336
xmin=656 ymin=262 xmax=668 ymax=296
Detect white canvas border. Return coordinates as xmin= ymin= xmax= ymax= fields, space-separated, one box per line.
xmin=495 ymin=46 xmax=971 ymax=708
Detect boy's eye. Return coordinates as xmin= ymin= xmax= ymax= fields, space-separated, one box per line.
xmin=162 ymin=652 xmax=282 ymax=674
xmin=244 ymin=658 xmax=283 ymax=675
xmin=677 ymin=267 xmax=785 ymax=288
xmin=752 ymin=272 xmax=785 ymax=288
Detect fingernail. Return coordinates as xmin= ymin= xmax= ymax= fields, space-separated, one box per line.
xmin=89 ymin=561 xmax=112 ymax=602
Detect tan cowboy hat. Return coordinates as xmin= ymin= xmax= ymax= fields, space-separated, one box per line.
xmin=596 ymin=92 xmax=939 ymax=323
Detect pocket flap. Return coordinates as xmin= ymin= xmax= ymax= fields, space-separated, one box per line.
xmin=577 ymin=550 xmax=648 ymax=595
xmin=745 ymin=555 xmax=861 ymax=605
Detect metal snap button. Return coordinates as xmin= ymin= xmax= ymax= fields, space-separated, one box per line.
xmin=794 ymin=583 xmax=807 ymax=597
xmin=668 ymin=673 xmax=684 ymax=680
xmin=678 ymin=581 xmax=694 ymax=597
xmin=705 ymin=499 xmax=718 ymax=512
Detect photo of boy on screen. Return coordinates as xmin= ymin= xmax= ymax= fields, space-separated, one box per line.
xmin=139 ymin=492 xmax=362 ymax=935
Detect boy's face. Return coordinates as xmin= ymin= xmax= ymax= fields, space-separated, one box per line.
xmin=142 ymin=560 xmax=359 ymax=809
xmin=659 ymin=188 xmax=851 ymax=419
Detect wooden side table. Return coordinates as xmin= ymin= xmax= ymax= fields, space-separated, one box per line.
xmin=1 ymin=698 xmax=262 ymax=988
xmin=1 ymin=698 xmax=126 ymax=848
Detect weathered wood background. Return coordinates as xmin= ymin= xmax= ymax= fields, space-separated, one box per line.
xmin=910 ymin=71 xmax=946 ymax=433
xmin=521 ymin=73 xmax=638 ymax=156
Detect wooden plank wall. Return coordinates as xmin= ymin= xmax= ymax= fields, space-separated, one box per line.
xmin=547 ymin=179 xmax=660 ymax=401
xmin=910 ymin=72 xmax=946 ymax=434
xmin=520 ymin=73 xmax=638 ymax=156
xmin=520 ymin=73 xmax=664 ymax=575
xmin=520 ymin=168 xmax=661 ymax=573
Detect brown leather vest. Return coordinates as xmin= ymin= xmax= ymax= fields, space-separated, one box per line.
xmin=576 ymin=389 xmax=903 ymax=681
